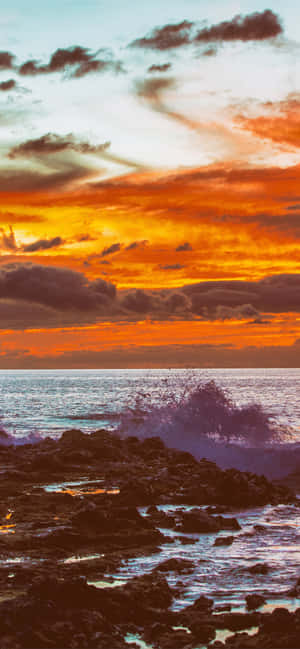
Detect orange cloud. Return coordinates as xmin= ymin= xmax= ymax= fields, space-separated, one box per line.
xmin=237 ymin=95 xmax=300 ymax=149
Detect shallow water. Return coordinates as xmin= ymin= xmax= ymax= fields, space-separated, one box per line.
xmin=107 ymin=502 xmax=300 ymax=612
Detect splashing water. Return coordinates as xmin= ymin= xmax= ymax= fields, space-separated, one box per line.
xmin=119 ymin=380 xmax=286 ymax=446
xmin=118 ymin=380 xmax=300 ymax=478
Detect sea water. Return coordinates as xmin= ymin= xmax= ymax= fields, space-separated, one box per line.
xmin=0 ymin=368 xmax=299 ymax=441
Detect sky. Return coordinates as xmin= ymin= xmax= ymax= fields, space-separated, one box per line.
xmin=0 ymin=0 xmax=300 ymax=368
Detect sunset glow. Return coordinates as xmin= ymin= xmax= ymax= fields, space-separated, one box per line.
xmin=0 ymin=1 xmax=299 ymax=367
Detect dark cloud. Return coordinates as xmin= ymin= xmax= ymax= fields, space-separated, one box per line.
xmin=194 ymin=10 xmax=283 ymax=43
xmin=76 ymin=233 xmax=96 ymax=242
xmin=176 ymin=242 xmax=193 ymax=252
xmin=212 ymin=304 xmax=261 ymax=321
xmin=23 ymin=236 xmax=64 ymax=253
xmin=183 ymin=274 xmax=300 ymax=316
xmin=0 ymin=79 xmax=17 ymax=92
xmin=1 ymin=264 xmax=300 ymax=331
xmin=19 ymin=46 xmax=123 ymax=79
xmin=126 ymin=240 xmax=148 ymax=250
xmin=163 ymin=292 xmax=191 ymax=313
xmin=8 ymin=133 xmax=110 ymax=159
xmin=0 ymin=52 xmax=15 ymax=69
xmin=251 ymin=212 xmax=300 ymax=239
xmin=0 ymin=263 xmax=116 ymax=312
xmin=130 ymin=20 xmax=193 ymax=50
xmin=121 ymin=289 xmax=157 ymax=313
xmin=101 ymin=243 xmax=121 ymax=257
xmin=0 ymin=165 xmax=98 ymax=193
xmin=135 ymin=76 xmax=175 ymax=102
xmin=159 ymin=263 xmax=184 ymax=270
xmin=0 ymin=226 xmax=17 ymax=251
xmin=147 ymin=63 xmax=172 ymax=73
xmin=287 ymin=203 xmax=300 ymax=211
xmin=8 ymin=133 xmax=144 ymax=173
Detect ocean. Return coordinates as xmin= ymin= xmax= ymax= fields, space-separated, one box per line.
xmin=0 ymin=367 xmax=300 ymax=441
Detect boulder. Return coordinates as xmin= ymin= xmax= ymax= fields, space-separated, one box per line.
xmin=245 ymin=594 xmax=266 ymax=610
xmin=214 ymin=535 xmax=234 ymax=546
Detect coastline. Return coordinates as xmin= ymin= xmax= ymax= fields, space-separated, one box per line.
xmin=0 ymin=428 xmax=299 ymax=648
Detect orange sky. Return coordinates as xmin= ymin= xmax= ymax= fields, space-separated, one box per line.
xmin=0 ymin=5 xmax=300 ymax=366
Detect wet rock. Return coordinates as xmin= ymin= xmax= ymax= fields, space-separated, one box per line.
xmin=248 ymin=563 xmax=270 ymax=574
xmin=214 ymin=604 xmax=232 ymax=612
xmin=215 ymin=516 xmax=241 ymax=531
xmin=177 ymin=509 xmax=240 ymax=534
xmin=214 ymin=535 xmax=234 ymax=546
xmin=146 ymin=505 xmax=176 ymax=529
xmin=158 ymin=628 xmax=192 ymax=648
xmin=190 ymin=621 xmax=216 ymax=644
xmin=288 ymin=576 xmax=300 ymax=597
xmin=181 ymin=595 xmax=214 ymax=622
xmin=123 ymin=571 xmax=174 ymax=610
xmin=154 ymin=558 xmax=194 ymax=574
xmin=216 ymin=611 xmax=259 ymax=631
xmin=261 ymin=607 xmax=295 ymax=633
xmin=245 ymin=593 xmax=266 ymax=610
xmin=177 ymin=510 xmax=220 ymax=533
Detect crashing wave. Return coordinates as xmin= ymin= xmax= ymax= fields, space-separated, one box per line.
xmin=118 ymin=381 xmax=300 ymax=478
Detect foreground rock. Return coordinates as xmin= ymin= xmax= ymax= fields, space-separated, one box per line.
xmin=0 ymin=428 xmax=297 ymax=648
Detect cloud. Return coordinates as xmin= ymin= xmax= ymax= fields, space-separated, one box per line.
xmin=176 ymin=242 xmax=193 ymax=252
xmin=8 ymin=133 xmax=145 ymax=173
xmin=194 ymin=10 xmax=283 ymax=43
xmin=100 ymin=242 xmax=121 ymax=257
xmin=22 ymin=236 xmax=64 ymax=253
xmin=135 ymin=76 xmax=175 ymax=102
xmin=1 ymin=264 xmax=300 ymax=330
xmin=0 ymin=263 xmax=116 ymax=312
xmin=0 ymin=211 xmax=45 ymax=224
xmin=147 ymin=63 xmax=172 ymax=73
xmin=126 ymin=240 xmax=148 ymax=250
xmin=134 ymin=76 xmax=234 ymax=141
xmin=2 ymin=339 xmax=300 ymax=369
xmin=237 ymin=94 xmax=300 ymax=149
xmin=287 ymin=203 xmax=300 ymax=211
xmin=8 ymin=133 xmax=110 ymax=159
xmin=0 ymin=79 xmax=16 ymax=91
xmin=121 ymin=289 xmax=156 ymax=313
xmin=0 ymin=165 xmax=98 ymax=192
xmin=4 ymin=133 xmax=118 ymax=192
xmin=130 ymin=20 xmax=193 ymax=50
xmin=184 ymin=274 xmax=300 ymax=316
xmin=0 ymin=226 xmax=17 ymax=251
xmin=246 ymin=212 xmax=300 ymax=239
xmin=159 ymin=263 xmax=184 ymax=270
xmin=0 ymin=51 xmax=15 ymax=69
xmin=19 ymin=46 xmax=123 ymax=79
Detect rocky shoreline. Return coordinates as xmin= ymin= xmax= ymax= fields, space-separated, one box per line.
xmin=0 ymin=428 xmax=299 ymax=648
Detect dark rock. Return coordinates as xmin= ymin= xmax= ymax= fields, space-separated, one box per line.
xmin=217 ymin=611 xmax=259 ymax=631
xmin=261 ymin=607 xmax=295 ymax=633
xmin=158 ymin=628 xmax=193 ymax=648
xmin=245 ymin=593 xmax=266 ymax=610
xmin=177 ymin=510 xmax=220 ymax=533
xmin=154 ymin=558 xmax=194 ymax=574
xmin=214 ymin=535 xmax=234 ymax=546
xmin=248 ymin=563 xmax=270 ymax=575
xmin=189 ymin=621 xmax=216 ymax=643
